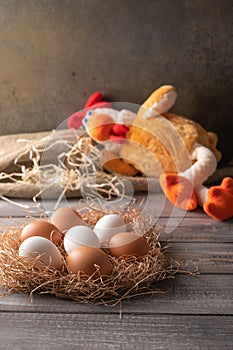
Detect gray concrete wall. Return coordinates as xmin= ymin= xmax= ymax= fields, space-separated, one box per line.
xmin=0 ymin=0 xmax=232 ymax=162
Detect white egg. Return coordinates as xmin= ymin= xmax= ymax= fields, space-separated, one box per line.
xmin=50 ymin=207 xmax=85 ymax=233
xmin=19 ymin=236 xmax=63 ymax=270
xmin=64 ymin=225 xmax=100 ymax=254
xmin=94 ymin=214 xmax=126 ymax=246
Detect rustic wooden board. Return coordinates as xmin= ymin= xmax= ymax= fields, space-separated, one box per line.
xmin=165 ymin=242 xmax=233 ymax=273
xmin=0 ymin=313 xmax=232 ymax=350
xmin=158 ymin=218 xmax=233 ymax=242
xmin=0 ymin=194 xmax=207 ymax=218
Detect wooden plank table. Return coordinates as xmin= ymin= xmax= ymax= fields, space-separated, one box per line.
xmin=0 ymin=194 xmax=232 ymax=350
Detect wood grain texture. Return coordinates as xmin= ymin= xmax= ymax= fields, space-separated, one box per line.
xmin=158 ymin=218 xmax=233 ymax=243
xmin=0 ymin=313 xmax=232 ymax=350
xmin=0 ymin=194 xmax=207 ymax=218
xmin=165 ymin=242 xmax=233 ymax=273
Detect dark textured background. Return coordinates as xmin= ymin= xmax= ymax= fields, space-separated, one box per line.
xmin=0 ymin=0 xmax=232 ymax=162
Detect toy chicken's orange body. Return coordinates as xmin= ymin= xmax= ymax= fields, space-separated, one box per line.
xmin=80 ymin=86 xmax=233 ymax=221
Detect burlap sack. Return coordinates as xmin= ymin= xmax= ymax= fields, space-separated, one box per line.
xmin=0 ymin=130 xmax=79 ymax=198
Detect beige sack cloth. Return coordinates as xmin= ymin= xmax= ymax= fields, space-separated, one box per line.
xmin=0 ymin=131 xmax=232 ymax=199
xmin=0 ymin=130 xmax=78 ymax=198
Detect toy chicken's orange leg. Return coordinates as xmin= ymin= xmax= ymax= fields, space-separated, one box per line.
xmin=159 ymin=173 xmax=197 ymax=211
xmin=203 ymin=177 xmax=233 ymax=220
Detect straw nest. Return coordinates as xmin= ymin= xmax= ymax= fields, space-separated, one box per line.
xmin=0 ymin=208 xmax=181 ymax=306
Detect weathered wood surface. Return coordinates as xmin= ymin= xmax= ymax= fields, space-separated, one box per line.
xmin=0 ymin=194 xmax=232 ymax=349
xmin=0 ymin=194 xmax=207 ymax=217
xmin=0 ymin=313 xmax=232 ymax=350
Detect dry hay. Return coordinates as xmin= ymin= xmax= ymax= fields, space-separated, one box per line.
xmin=0 ymin=209 xmax=182 ymax=306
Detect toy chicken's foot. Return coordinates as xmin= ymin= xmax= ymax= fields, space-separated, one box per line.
xmin=203 ymin=177 xmax=233 ymax=220
xmin=159 ymin=173 xmax=197 ymax=211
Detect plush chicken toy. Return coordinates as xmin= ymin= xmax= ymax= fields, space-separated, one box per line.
xmin=68 ymin=86 xmax=233 ymax=221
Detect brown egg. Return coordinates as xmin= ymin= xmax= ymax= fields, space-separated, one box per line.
xmin=50 ymin=207 xmax=85 ymax=232
xmin=20 ymin=221 xmax=63 ymax=245
xmin=66 ymin=246 xmax=112 ymax=278
xmin=109 ymin=232 xmax=149 ymax=258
